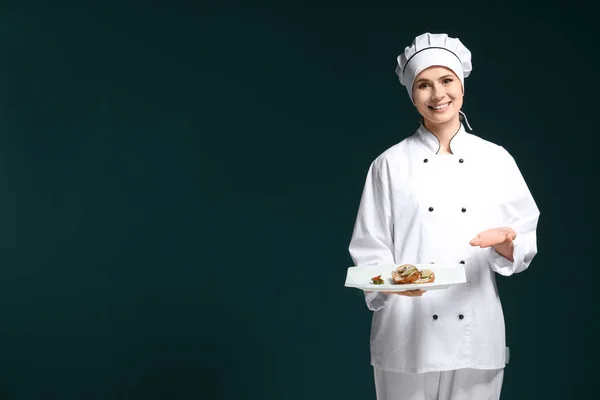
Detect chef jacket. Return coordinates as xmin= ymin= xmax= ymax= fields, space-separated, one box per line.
xmin=349 ymin=122 xmax=540 ymax=374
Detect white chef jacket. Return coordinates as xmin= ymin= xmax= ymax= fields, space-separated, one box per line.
xmin=349 ymin=122 xmax=540 ymax=374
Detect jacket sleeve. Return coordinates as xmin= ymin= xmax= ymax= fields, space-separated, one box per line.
xmin=487 ymin=147 xmax=540 ymax=276
xmin=349 ymin=158 xmax=396 ymax=311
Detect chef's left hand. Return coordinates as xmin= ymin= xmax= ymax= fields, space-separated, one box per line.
xmin=469 ymin=227 xmax=516 ymax=261
xmin=469 ymin=227 xmax=516 ymax=247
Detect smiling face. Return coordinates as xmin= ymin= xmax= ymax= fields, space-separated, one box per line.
xmin=412 ymin=66 xmax=463 ymax=130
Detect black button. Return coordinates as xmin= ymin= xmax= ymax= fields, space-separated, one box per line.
xmin=459 ymin=158 xmax=464 ymax=163
xmin=424 ymin=158 xmax=428 ymax=163
xmin=461 ymin=208 xmax=467 ymax=213
xmin=433 ymin=315 xmax=438 ymax=320
xmin=458 ymin=314 xmax=464 ymax=320
xmin=429 ymin=207 xmax=434 ymax=212
xmin=460 ymin=260 xmax=465 ymax=264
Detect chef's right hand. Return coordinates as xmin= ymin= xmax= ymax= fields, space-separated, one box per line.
xmin=385 ymin=290 xmax=426 ymax=297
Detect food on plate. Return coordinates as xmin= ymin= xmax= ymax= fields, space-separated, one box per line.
xmin=368 ymin=265 xmax=437 ymax=285
xmin=414 ymin=268 xmax=435 ymax=284
xmin=391 ymin=264 xmax=436 ymax=285
xmin=391 ymin=264 xmax=421 ymax=284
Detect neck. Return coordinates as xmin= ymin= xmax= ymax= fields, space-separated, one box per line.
xmin=423 ymin=114 xmax=461 ymax=154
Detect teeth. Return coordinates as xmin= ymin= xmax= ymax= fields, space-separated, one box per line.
xmin=432 ymin=103 xmax=449 ymax=110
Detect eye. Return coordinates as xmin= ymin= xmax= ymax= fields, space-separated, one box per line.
xmin=418 ymin=82 xmax=430 ymax=89
xmin=442 ymin=78 xmax=454 ymax=84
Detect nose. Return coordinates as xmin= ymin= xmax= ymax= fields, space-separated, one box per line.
xmin=430 ymin=85 xmax=444 ymax=101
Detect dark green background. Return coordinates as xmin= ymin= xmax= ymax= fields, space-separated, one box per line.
xmin=0 ymin=1 xmax=597 ymax=399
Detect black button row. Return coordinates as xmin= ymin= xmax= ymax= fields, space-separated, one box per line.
xmin=428 ymin=207 xmax=467 ymax=212
xmin=423 ymin=158 xmax=465 ymax=163
xmin=433 ymin=314 xmax=465 ymax=320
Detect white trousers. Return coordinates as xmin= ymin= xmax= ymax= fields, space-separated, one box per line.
xmin=373 ymin=367 xmax=504 ymax=400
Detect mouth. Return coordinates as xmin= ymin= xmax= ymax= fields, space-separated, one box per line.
xmin=428 ymin=102 xmax=451 ymax=112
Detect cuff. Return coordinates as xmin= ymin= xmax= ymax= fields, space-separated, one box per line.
xmin=364 ymin=291 xmax=389 ymax=311
xmin=488 ymin=234 xmax=527 ymax=276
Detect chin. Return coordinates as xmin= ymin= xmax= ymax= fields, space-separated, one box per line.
xmin=425 ymin=107 xmax=460 ymax=125
xmin=425 ymin=114 xmax=457 ymax=126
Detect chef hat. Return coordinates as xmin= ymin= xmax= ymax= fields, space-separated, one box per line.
xmin=395 ymin=33 xmax=472 ymax=103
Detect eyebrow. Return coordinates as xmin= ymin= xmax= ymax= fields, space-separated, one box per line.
xmin=414 ymin=75 xmax=455 ymax=84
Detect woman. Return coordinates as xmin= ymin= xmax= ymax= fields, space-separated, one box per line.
xmin=348 ymin=32 xmax=540 ymax=400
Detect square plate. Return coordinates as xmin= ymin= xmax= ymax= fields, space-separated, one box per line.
xmin=344 ymin=264 xmax=467 ymax=292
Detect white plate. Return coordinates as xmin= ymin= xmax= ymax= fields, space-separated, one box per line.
xmin=344 ymin=264 xmax=467 ymax=292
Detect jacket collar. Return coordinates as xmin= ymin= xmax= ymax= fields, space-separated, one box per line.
xmin=416 ymin=121 xmax=469 ymax=155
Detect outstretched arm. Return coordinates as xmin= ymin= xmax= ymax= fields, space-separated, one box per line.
xmin=470 ymin=148 xmax=540 ymax=276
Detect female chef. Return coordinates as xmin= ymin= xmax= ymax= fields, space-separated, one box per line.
xmin=348 ymin=32 xmax=540 ymax=400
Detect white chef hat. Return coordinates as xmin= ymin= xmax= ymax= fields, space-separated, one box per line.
xmin=395 ymin=32 xmax=472 ymax=103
